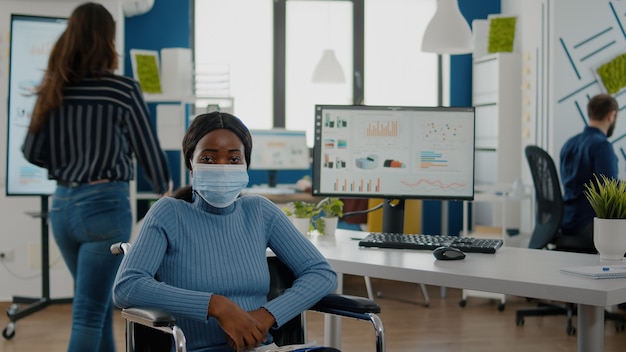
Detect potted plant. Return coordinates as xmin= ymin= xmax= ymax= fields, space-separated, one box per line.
xmin=583 ymin=173 xmax=626 ymax=260
xmin=314 ymin=197 xmax=344 ymax=236
xmin=283 ymin=200 xmax=319 ymax=235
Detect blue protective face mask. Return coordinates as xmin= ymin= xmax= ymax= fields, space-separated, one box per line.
xmin=191 ymin=164 xmax=249 ymax=208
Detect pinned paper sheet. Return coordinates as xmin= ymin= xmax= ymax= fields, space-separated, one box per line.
xmin=156 ymin=104 xmax=184 ymax=150
xmin=130 ymin=49 xmax=162 ymax=94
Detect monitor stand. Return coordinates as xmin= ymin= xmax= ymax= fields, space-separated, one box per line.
xmin=382 ymin=199 xmax=405 ymax=234
xmin=267 ymin=170 xmax=277 ymax=188
xmin=378 ymin=199 xmax=430 ymax=307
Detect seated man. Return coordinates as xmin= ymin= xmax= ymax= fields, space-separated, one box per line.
xmin=113 ymin=112 xmax=338 ymax=352
xmin=559 ymin=93 xmax=619 ymax=252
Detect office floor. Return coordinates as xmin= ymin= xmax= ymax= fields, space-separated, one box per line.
xmin=1 ymin=275 xmax=626 ymax=351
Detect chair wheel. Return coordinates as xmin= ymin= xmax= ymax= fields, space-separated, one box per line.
xmin=7 ymin=304 xmax=19 ymax=316
xmin=497 ymin=303 xmax=505 ymax=312
xmin=567 ymin=326 xmax=576 ymax=336
xmin=516 ymin=317 xmax=524 ymax=326
xmin=3 ymin=323 xmax=16 ymax=340
xmin=616 ymin=321 xmax=625 ymax=332
xmin=459 ymin=300 xmax=466 ymax=308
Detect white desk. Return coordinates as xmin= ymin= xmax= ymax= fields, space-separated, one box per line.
xmin=310 ymin=229 xmax=626 ymax=352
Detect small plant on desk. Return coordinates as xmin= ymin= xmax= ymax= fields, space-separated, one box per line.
xmin=583 ymin=173 xmax=626 ymax=260
xmin=314 ymin=197 xmax=344 ymax=235
xmin=282 ymin=201 xmax=319 ymax=234
xmin=583 ymin=173 xmax=626 ymax=219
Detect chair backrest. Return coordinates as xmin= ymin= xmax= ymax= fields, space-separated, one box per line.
xmin=525 ymin=145 xmax=564 ymax=249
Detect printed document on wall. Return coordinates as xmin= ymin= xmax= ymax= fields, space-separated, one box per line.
xmin=156 ymin=104 xmax=184 ymax=150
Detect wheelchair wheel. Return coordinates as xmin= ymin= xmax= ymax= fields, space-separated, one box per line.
xmin=3 ymin=323 xmax=16 ymax=340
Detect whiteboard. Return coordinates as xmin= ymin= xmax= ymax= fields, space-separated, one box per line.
xmin=5 ymin=15 xmax=67 ymax=196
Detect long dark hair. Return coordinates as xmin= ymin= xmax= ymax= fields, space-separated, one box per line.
xmin=29 ymin=2 xmax=118 ymax=133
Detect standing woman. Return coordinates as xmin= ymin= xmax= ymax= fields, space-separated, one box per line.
xmin=22 ymin=3 xmax=171 ymax=351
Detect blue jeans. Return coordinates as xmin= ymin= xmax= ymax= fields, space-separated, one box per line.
xmin=50 ymin=181 xmax=131 ymax=352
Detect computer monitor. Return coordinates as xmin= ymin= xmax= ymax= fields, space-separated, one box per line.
xmin=6 ymin=14 xmax=68 ymax=196
xmin=249 ymin=129 xmax=310 ymax=187
xmin=312 ymin=104 xmax=476 ymax=233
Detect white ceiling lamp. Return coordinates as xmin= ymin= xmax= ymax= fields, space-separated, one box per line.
xmin=312 ymin=3 xmax=346 ymax=84
xmin=312 ymin=49 xmax=346 ymax=83
xmin=123 ymin=0 xmax=155 ymax=18
xmin=421 ymin=0 xmax=473 ymax=55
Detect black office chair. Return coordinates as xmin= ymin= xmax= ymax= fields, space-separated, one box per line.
xmin=111 ymin=242 xmax=385 ymax=352
xmin=515 ymin=145 xmax=625 ymax=335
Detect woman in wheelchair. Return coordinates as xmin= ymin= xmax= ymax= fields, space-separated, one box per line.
xmin=113 ymin=112 xmax=338 ymax=352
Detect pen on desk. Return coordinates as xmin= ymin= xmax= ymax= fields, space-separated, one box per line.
xmin=350 ymin=237 xmax=364 ymax=241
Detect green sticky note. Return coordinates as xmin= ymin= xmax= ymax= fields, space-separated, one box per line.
xmin=488 ymin=17 xmax=517 ymax=53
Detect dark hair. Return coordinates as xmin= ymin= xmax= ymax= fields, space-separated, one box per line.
xmin=171 ymin=185 xmax=193 ymax=203
xmin=182 ymin=111 xmax=253 ymax=171
xmin=588 ymin=94 xmax=618 ymax=121
xmin=30 ymin=2 xmax=118 ymax=133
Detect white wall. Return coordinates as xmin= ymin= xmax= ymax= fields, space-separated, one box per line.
xmin=500 ymin=0 xmax=626 ymax=237
xmin=0 ymin=0 xmax=124 ymax=301
xmin=499 ymin=0 xmax=543 ymax=236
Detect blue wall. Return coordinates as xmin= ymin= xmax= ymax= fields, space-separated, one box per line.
xmin=124 ymin=0 xmax=192 ymax=77
xmin=421 ymin=0 xmax=501 ymax=236
xmin=125 ymin=0 xmax=191 ymax=193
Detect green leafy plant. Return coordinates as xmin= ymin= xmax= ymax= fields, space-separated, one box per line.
xmin=314 ymin=198 xmax=344 ymax=235
xmin=283 ymin=201 xmax=319 ymax=233
xmin=282 ymin=200 xmax=319 ymax=218
xmin=316 ymin=197 xmax=344 ymax=218
xmin=583 ymin=174 xmax=626 ymax=219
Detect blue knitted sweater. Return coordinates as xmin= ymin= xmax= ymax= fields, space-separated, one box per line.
xmin=113 ymin=194 xmax=337 ymax=352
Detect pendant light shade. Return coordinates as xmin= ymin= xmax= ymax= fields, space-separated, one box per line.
xmin=421 ymin=0 xmax=473 ymax=55
xmin=312 ymin=49 xmax=346 ymax=83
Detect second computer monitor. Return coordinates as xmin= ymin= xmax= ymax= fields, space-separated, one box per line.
xmin=312 ymin=104 xmax=475 ymax=201
xmin=249 ymin=129 xmax=310 ymax=187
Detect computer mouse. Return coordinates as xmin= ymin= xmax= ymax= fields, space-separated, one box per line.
xmin=433 ymin=246 xmax=466 ymax=260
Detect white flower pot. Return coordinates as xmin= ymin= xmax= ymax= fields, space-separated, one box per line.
xmin=593 ymin=217 xmax=626 ymax=260
xmin=291 ymin=217 xmax=310 ymax=236
xmin=320 ymin=217 xmax=339 ymax=236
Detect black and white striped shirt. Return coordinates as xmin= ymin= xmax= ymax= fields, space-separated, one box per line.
xmin=22 ymin=74 xmax=170 ymax=194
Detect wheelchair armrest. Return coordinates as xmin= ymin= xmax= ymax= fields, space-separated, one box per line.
xmin=310 ymin=293 xmax=381 ymax=318
xmin=121 ymin=307 xmax=177 ymax=328
xmin=310 ymin=294 xmax=385 ymax=352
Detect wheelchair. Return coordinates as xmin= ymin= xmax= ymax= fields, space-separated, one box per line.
xmin=111 ymin=242 xmax=385 ymax=352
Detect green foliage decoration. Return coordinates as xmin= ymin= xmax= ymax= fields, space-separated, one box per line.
xmin=596 ymin=53 xmax=626 ymax=95
xmin=488 ymin=17 xmax=517 ymax=53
